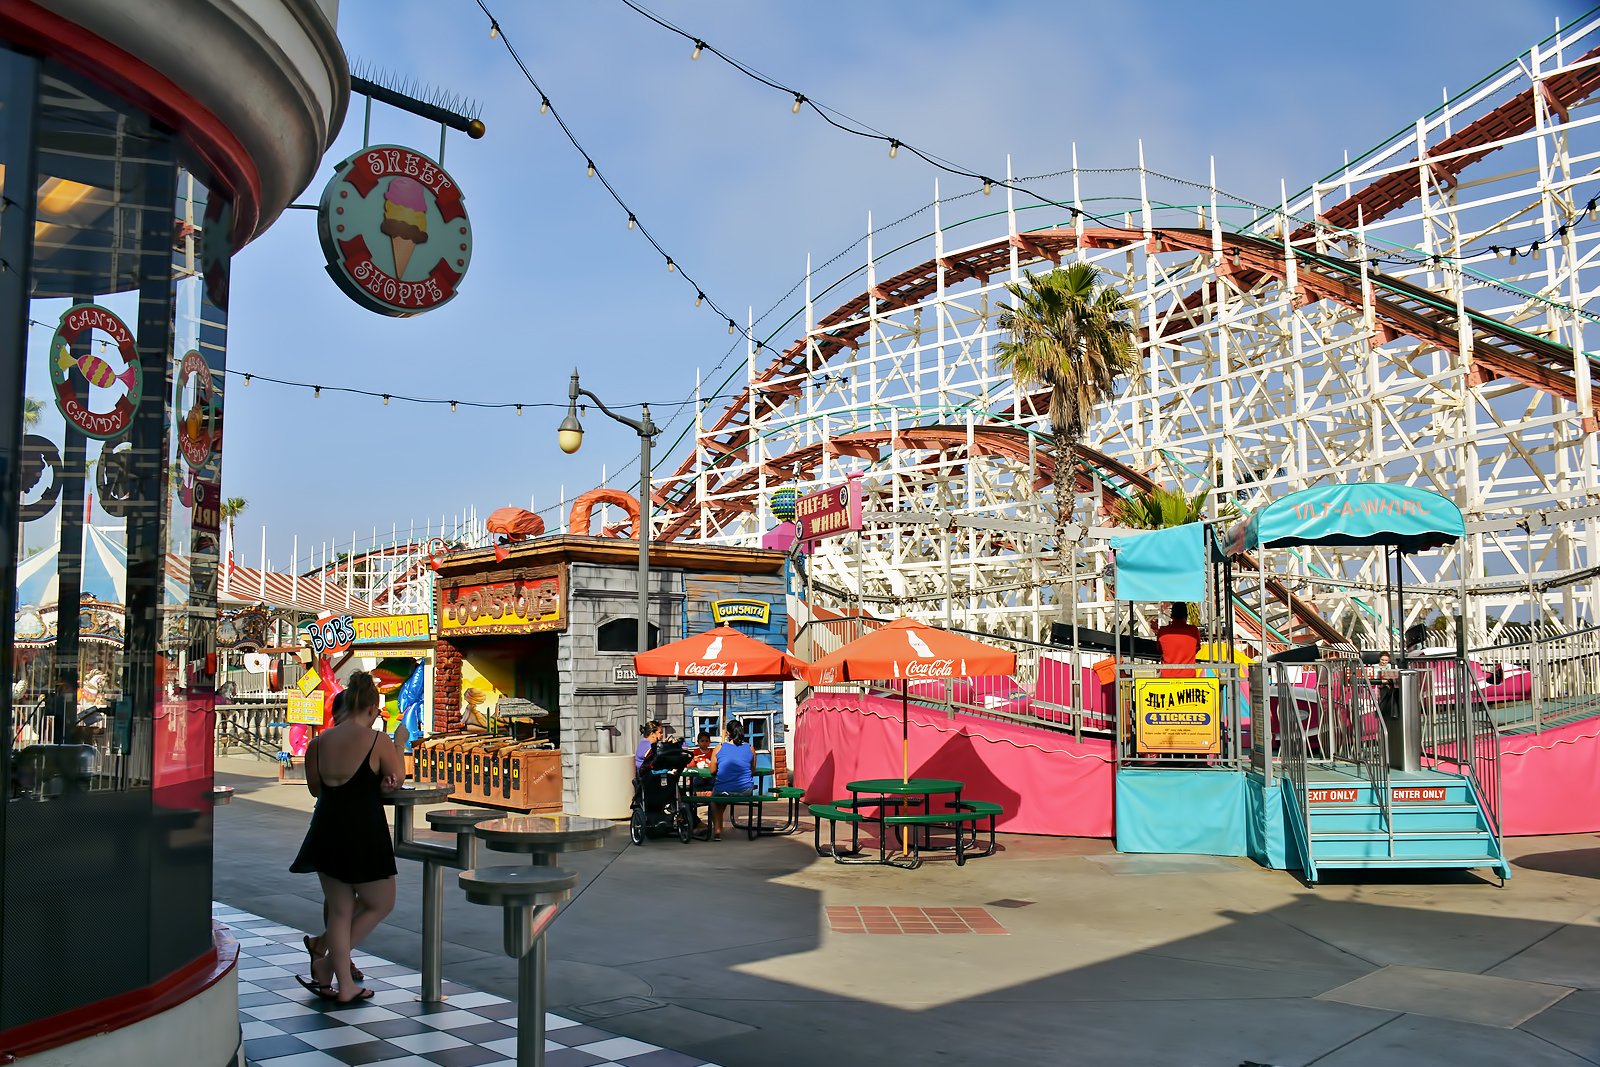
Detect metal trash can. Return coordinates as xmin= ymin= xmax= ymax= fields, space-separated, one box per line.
xmin=1385 ymin=670 xmax=1424 ymax=773
xmin=577 ymin=752 xmax=634 ymax=819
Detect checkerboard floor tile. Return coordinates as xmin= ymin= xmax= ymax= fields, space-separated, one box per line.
xmin=824 ymin=904 xmax=1008 ymax=934
xmin=215 ymin=904 xmax=721 ymax=1067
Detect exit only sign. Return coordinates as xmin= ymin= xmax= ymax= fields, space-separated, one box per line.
xmin=1309 ymin=785 xmax=1449 ymax=803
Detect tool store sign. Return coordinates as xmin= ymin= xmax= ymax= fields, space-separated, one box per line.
xmin=317 ymin=144 xmax=473 ymax=317
xmin=438 ymin=571 xmax=565 ymax=637
xmin=1133 ymin=677 xmax=1221 ymax=755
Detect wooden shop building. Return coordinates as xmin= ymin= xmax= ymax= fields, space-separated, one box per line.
xmin=419 ymin=535 xmax=790 ymax=813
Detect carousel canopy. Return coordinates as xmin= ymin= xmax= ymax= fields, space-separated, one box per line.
xmin=1228 ymin=482 xmax=1465 ymax=556
xmin=15 ymin=525 xmax=185 ymax=608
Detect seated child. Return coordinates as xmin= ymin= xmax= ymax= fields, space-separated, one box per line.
xmin=688 ymin=731 xmax=715 ymax=769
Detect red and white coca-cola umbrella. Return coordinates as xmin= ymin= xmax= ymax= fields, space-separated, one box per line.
xmin=799 ymin=617 xmax=1015 ymax=782
xmin=633 ymin=626 xmax=806 ymax=720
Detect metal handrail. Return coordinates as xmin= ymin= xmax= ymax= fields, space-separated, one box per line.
xmin=1414 ymin=652 xmax=1504 ymax=847
xmin=1312 ymin=659 xmax=1393 ymax=855
xmin=1272 ymin=665 xmax=1315 ymax=882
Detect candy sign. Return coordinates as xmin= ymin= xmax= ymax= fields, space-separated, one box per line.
xmin=48 ymin=304 xmax=143 ymax=440
xmin=317 ymin=144 xmax=473 ymax=317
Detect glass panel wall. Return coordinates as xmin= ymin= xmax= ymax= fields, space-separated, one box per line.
xmin=0 ymin=49 xmax=231 ymax=1033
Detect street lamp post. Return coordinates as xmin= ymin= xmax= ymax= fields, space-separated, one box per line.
xmin=558 ymin=369 xmax=658 ymax=731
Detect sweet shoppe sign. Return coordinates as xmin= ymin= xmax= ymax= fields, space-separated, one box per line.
xmin=317 ymin=144 xmax=474 ymax=317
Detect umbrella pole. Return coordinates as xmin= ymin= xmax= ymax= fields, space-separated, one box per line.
xmin=902 ymin=679 xmax=909 ymax=784
xmin=901 ymin=679 xmax=910 ymax=855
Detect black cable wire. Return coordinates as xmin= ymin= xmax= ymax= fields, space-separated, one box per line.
xmin=475 ymin=0 xmax=772 ymax=352
xmin=619 ymin=0 xmax=1600 ymax=270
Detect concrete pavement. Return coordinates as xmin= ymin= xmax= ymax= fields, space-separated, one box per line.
xmin=215 ymin=757 xmax=1600 ymax=1066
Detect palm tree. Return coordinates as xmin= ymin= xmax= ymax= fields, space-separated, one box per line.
xmin=997 ymin=263 xmax=1139 ymax=632
xmin=1112 ymin=485 xmax=1238 ymax=531
xmin=221 ymin=496 xmax=248 ymax=565
xmin=23 ymin=396 xmax=44 ymax=429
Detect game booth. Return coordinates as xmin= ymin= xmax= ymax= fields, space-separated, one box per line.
xmin=417 ymin=523 xmax=789 ymax=815
xmin=1111 ymin=483 xmax=1509 ymax=883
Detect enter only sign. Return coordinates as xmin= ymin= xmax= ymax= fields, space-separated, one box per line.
xmin=1391 ymin=786 xmax=1448 ymax=803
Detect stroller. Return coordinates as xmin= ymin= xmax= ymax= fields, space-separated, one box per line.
xmin=629 ymin=737 xmax=696 ymax=844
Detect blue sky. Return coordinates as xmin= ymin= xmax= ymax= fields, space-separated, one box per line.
xmin=221 ymin=0 xmax=1580 ymax=572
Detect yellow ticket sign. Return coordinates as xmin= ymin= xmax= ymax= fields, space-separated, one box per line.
xmin=353 ymin=613 xmax=431 ymax=644
xmin=296 ymin=670 xmax=321 ymax=696
xmin=1133 ymin=677 xmax=1221 ymax=755
xmin=286 ymin=690 xmax=324 ymax=726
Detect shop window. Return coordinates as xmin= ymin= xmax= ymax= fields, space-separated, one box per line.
xmin=693 ymin=714 xmax=721 ymax=744
xmin=597 ymin=617 xmax=658 ymax=653
xmin=741 ymin=715 xmax=773 ymax=753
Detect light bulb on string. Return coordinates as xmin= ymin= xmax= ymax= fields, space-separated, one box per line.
xmin=586 ymin=159 xmax=595 ymax=178
xmin=450 ymin=401 xmax=458 ymax=413
xmin=888 ymin=140 xmax=899 ymax=160
xmin=695 ymin=292 xmax=704 ymax=307
xmin=539 ymin=97 xmax=549 ymax=115
xmin=666 ymin=257 xmax=675 ymax=272
xmin=243 ymin=374 xmax=251 ymax=387
xmin=728 ymin=319 xmax=736 ymax=334
xmin=313 ymin=386 xmax=321 ymax=398
xmin=382 ymin=394 xmax=390 ymax=406
xmin=627 ymin=214 xmax=636 ymax=230
xmin=516 ymin=405 xmax=523 ymax=417
xmin=489 ymin=20 xmax=499 ymax=39
xmin=691 ymin=40 xmax=704 ymax=60
xmin=982 ymin=178 xmax=993 ymax=196
xmin=792 ymin=94 xmax=804 ymax=114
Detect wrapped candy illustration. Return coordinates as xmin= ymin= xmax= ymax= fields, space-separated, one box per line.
xmin=380 ymin=176 xmax=428 ymax=277
xmin=56 ymin=340 xmax=137 ymax=393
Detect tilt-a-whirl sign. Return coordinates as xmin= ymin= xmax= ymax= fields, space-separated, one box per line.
xmin=1133 ymin=677 xmax=1221 ymax=755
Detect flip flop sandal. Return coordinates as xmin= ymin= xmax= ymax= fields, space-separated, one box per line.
xmin=294 ymin=974 xmax=336 ymax=998
xmin=328 ymin=987 xmax=375 ymax=1006
xmin=304 ymin=934 xmax=364 ymax=982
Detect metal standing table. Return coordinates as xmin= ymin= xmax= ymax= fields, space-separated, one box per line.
xmin=381 ymin=783 xmax=454 ymax=1001
xmin=468 ymin=815 xmax=617 ymax=1066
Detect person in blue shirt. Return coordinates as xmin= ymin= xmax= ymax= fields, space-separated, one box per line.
xmin=708 ymin=719 xmax=754 ymax=841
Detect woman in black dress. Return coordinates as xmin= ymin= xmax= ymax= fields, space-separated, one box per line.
xmin=290 ymin=671 xmax=403 ymax=1002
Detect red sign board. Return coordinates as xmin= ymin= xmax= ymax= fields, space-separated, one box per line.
xmin=1308 ymin=785 xmax=1452 ymax=804
xmin=796 ymin=477 xmax=863 ymax=542
xmin=1391 ymin=786 xmax=1448 ymax=803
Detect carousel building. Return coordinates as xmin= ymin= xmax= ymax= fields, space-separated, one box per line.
xmin=0 ymin=2 xmax=347 ymax=1064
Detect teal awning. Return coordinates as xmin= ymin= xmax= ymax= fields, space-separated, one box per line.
xmin=1227 ymin=483 xmax=1464 ymax=556
xmin=1111 ymin=522 xmax=1210 ymax=602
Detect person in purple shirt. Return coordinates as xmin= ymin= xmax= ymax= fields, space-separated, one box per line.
xmin=635 ymin=720 xmax=665 ymax=771
xmin=708 ymin=720 xmax=754 ymax=841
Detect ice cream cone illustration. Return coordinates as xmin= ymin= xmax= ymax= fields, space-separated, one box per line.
xmin=380 ymin=176 xmax=428 ymax=278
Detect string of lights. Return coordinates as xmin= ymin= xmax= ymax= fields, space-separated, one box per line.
xmin=475 ymin=0 xmax=772 ymax=350
xmin=617 ymin=0 xmax=1600 ymax=270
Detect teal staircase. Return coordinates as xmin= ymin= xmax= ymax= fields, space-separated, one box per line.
xmin=1295 ymin=766 xmax=1509 ymax=881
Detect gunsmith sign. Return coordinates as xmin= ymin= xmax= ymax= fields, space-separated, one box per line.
xmin=438 ymin=567 xmax=565 ymax=637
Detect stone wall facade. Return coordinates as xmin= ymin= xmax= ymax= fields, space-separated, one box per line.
xmin=557 ymin=562 xmax=684 ymax=812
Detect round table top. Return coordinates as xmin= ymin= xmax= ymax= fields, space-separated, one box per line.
xmin=426 ymin=807 xmax=501 ymax=831
xmin=475 ymin=814 xmax=615 ymax=853
xmin=382 ymin=782 xmax=451 ymax=806
xmin=458 ymin=864 xmax=577 ymax=907
xmin=846 ymin=778 xmax=964 ymax=795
